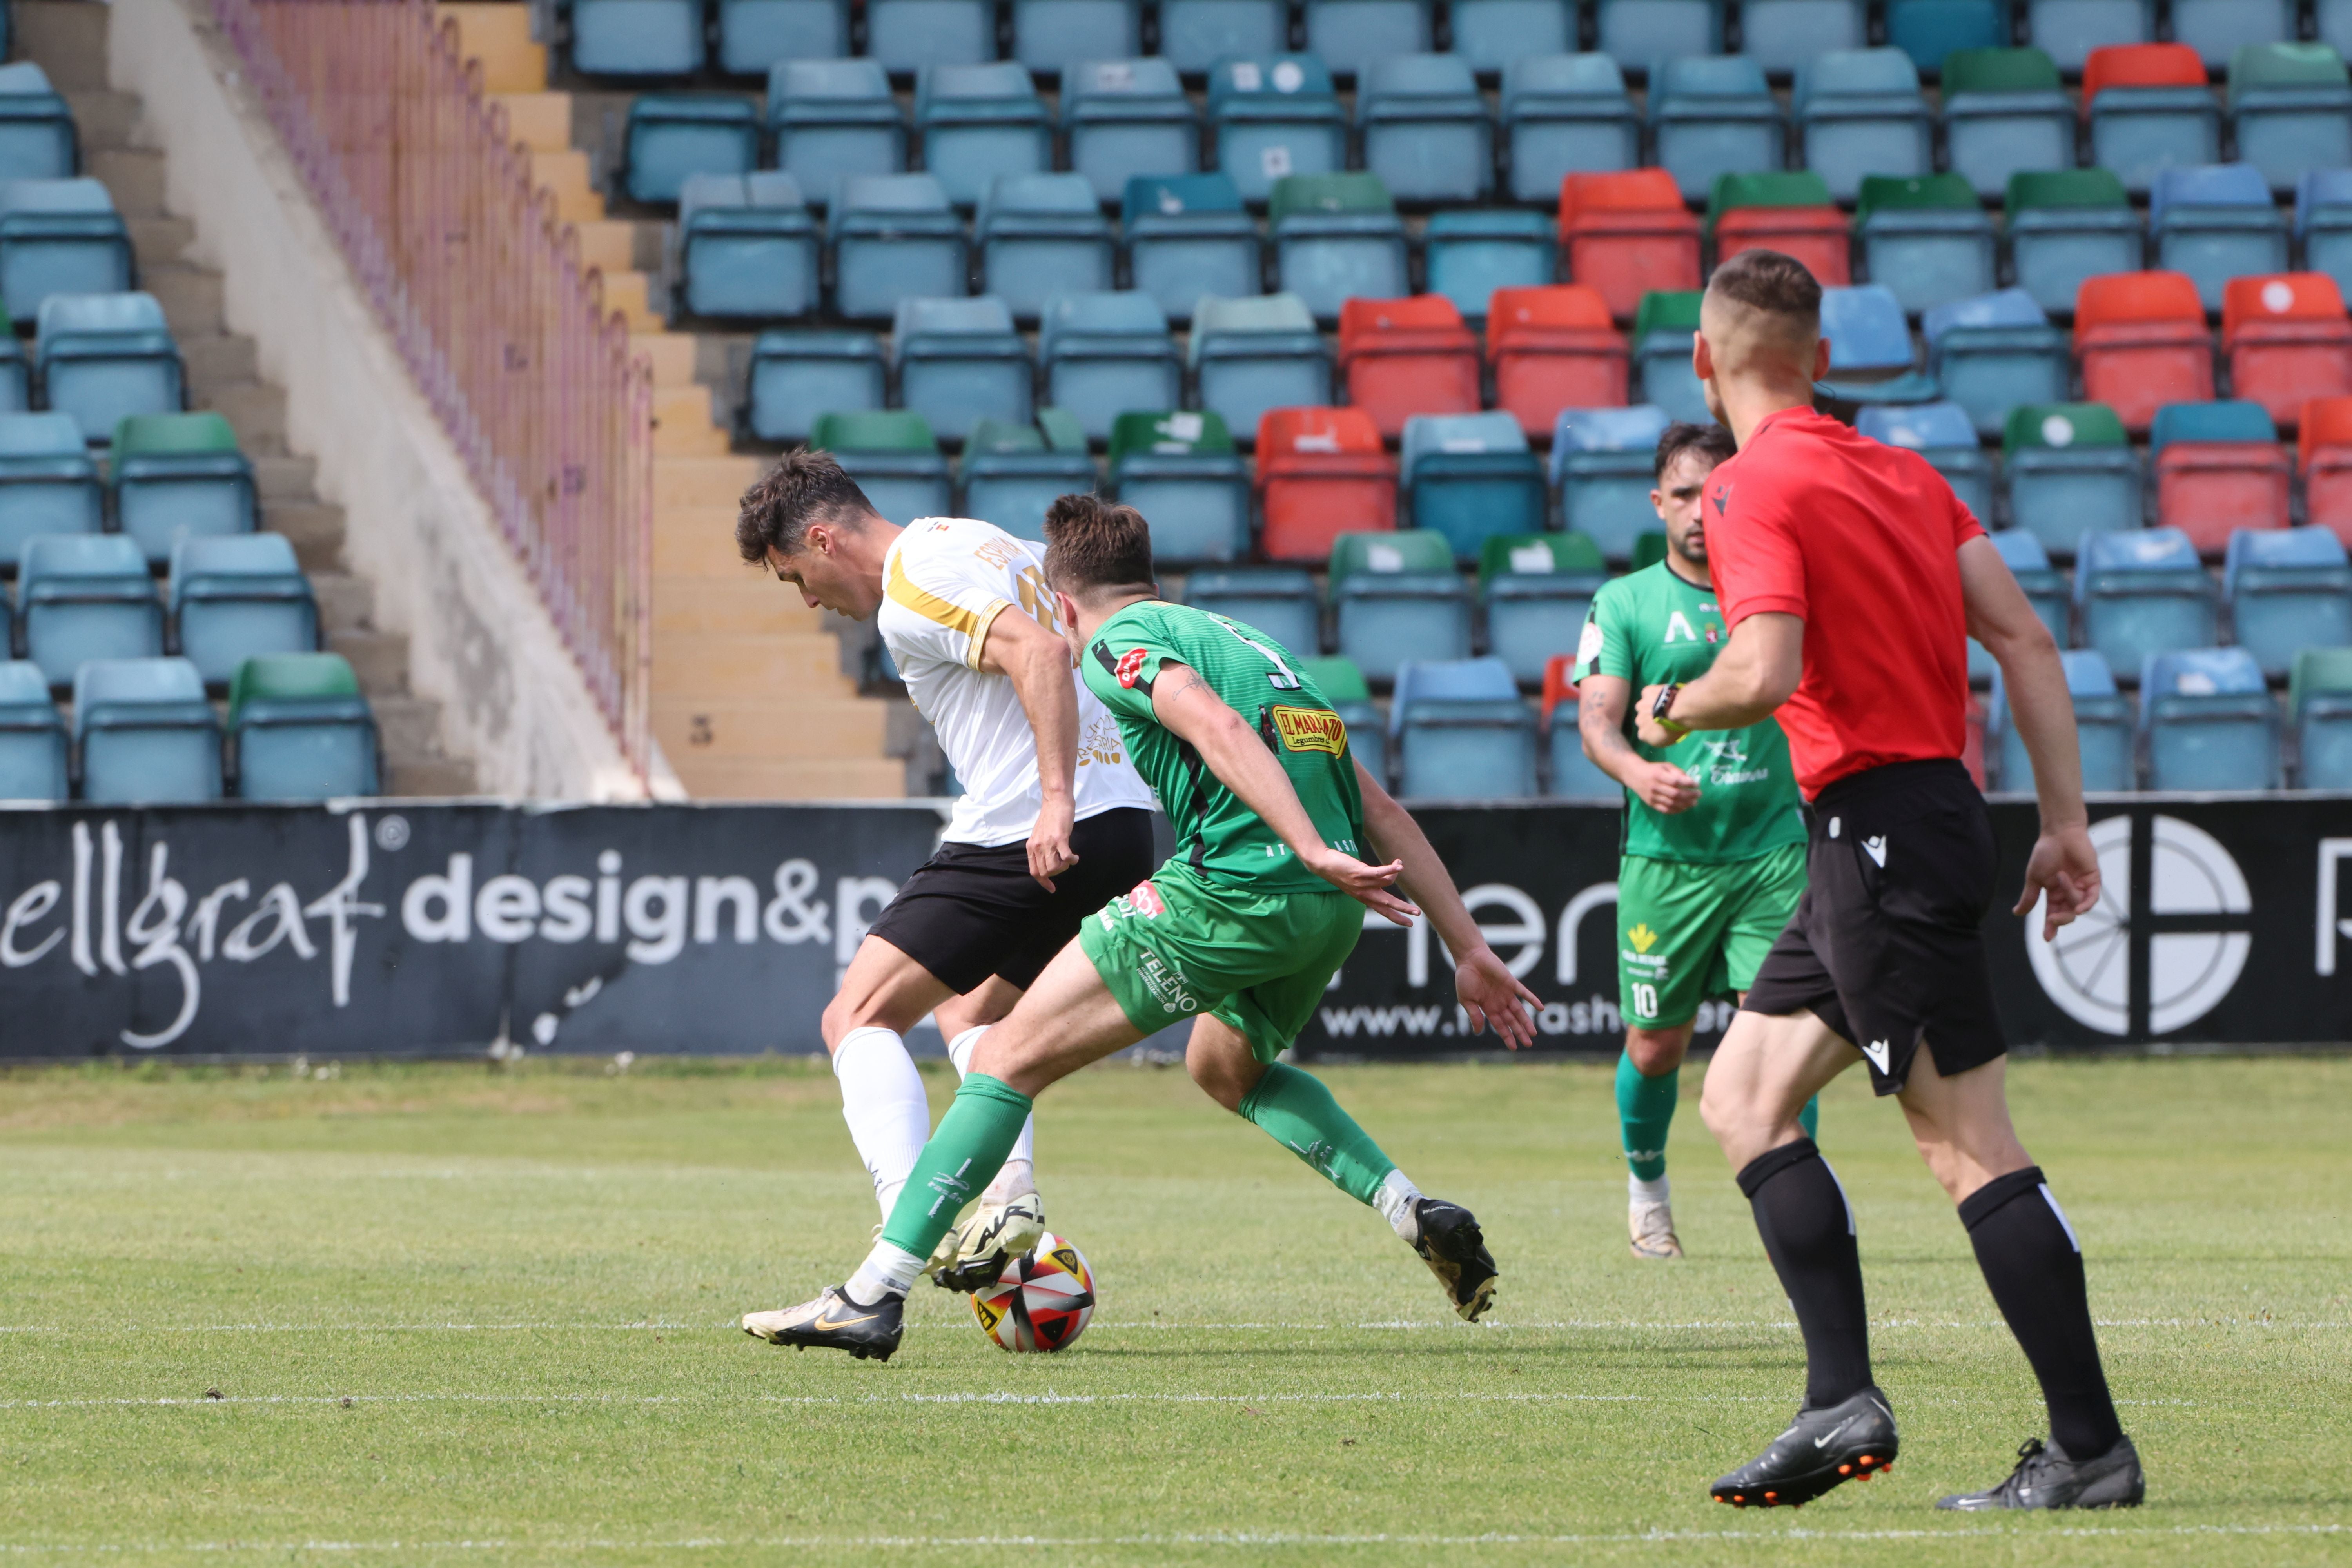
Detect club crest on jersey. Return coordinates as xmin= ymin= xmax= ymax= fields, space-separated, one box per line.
xmin=1269 ymin=705 xmax=1347 ymax=755
xmin=1124 ymin=880 xmax=1165 ymax=919
xmin=1114 ymin=648 xmax=1149 ymax=688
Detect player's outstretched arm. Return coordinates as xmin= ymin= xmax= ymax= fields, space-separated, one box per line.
xmin=1577 ymin=673 xmax=1700 ymax=814
xmin=1354 ymin=758 xmax=1542 ymax=1049
xmin=1635 ymin=612 xmax=1803 ymax=745
xmin=977 ymin=606 xmax=1081 ymax=890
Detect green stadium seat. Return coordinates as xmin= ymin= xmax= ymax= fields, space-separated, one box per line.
xmin=111 ymin=411 xmax=256 ymax=566
xmin=2003 ymin=401 xmax=2141 ymax=559
xmin=229 ymin=651 xmax=378 ymax=801
xmin=1854 ymin=173 xmax=1997 ymax=317
xmin=1477 ymin=531 xmax=1605 ymax=686
xmin=1268 ymin=173 xmax=1408 ymax=322
xmin=1939 ymin=47 xmax=2075 ymax=201
xmin=2006 ymin=169 xmax=2145 ymax=319
xmin=955 ymin=415 xmax=1098 ymax=544
xmin=2290 ymin=645 xmax=2352 ymax=787
xmin=808 ymin=410 xmax=951 ymax=523
xmin=1629 ymin=291 xmax=1706 ymax=425
xmin=1330 ymin=529 xmax=1470 ymax=684
xmin=1108 ymin=411 xmax=1249 ymax=565
xmin=2229 ymin=44 xmax=2352 ymax=192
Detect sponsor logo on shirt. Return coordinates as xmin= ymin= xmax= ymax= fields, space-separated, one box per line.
xmin=1125 ymin=880 xmax=1165 ymax=919
xmin=1136 ymin=946 xmax=1200 ymax=1014
xmin=1697 ymin=736 xmax=1770 ymax=786
xmin=1576 ymin=619 xmax=1604 ymax=665
xmin=1626 ymin=922 xmax=1659 ymax=954
xmin=1115 ymin=648 xmax=1149 ymax=688
xmin=1269 ymin=705 xmax=1347 ymax=755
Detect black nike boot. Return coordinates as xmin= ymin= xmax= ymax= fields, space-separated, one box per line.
xmin=1937 ymin=1435 xmax=2145 ymax=1511
xmin=1710 ymin=1388 xmax=1900 ymax=1507
xmin=740 ymin=1284 xmax=906 ymax=1362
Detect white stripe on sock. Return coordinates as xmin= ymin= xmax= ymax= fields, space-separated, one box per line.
xmin=2040 ymin=1182 xmax=2081 ymax=1253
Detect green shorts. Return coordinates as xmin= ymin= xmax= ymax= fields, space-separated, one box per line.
xmin=1616 ymin=843 xmax=1806 ymax=1029
xmin=1078 ymin=864 xmax=1363 ymax=1064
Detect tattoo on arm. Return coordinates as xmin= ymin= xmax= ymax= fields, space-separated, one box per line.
xmin=1172 ymin=669 xmax=1212 ymax=699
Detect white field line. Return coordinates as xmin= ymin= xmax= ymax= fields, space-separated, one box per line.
xmin=0 ymin=1317 xmax=2338 ymax=1334
xmin=0 ymin=1390 xmax=2208 ymax=1412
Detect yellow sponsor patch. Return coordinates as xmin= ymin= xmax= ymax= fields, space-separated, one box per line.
xmin=1627 ymin=922 xmax=1659 ymax=954
xmin=1270 ymin=705 xmax=1347 ymax=755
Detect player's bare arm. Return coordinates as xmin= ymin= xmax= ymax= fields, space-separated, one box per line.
xmin=1958 ymin=534 xmax=2101 ymax=939
xmin=974 ymin=604 xmax=1082 ymax=890
xmin=1576 ymin=675 xmax=1700 ymax=814
xmin=1634 ymin=612 xmax=1803 ymax=746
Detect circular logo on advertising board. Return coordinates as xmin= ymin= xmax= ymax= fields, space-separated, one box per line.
xmin=2026 ymin=815 xmax=2251 ymax=1036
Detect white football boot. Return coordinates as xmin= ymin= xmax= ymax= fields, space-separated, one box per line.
xmin=929 ymin=1192 xmax=1047 ymax=1292
xmin=1630 ymin=1196 xmax=1684 ymax=1259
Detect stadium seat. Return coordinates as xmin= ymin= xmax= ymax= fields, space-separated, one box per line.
xmin=1330 ymin=529 xmax=1471 ymax=683
xmin=1990 ymin=648 xmax=2136 ymax=793
xmin=2225 ymin=526 xmax=2352 ymax=680
xmin=0 ymin=659 xmax=64 ymax=800
xmin=1041 ymin=292 xmax=1181 ymax=442
xmin=0 ymin=327 xmax=27 ymax=416
xmin=2004 ymin=401 xmax=2143 ymax=557
xmin=1937 ymin=48 xmax=2075 ymax=201
xmin=1502 ymin=56 xmax=1638 ymax=205
xmin=622 ymin=96 xmax=760 ymax=205
xmin=229 ymin=652 xmax=378 ymax=801
xmin=1209 ymin=56 xmax=1347 ymax=207
xmin=1888 ymin=2 xmax=2013 ymax=76
xmin=1487 ymin=284 xmax=1627 ymax=440
xmin=1743 ymin=1 xmax=1869 ymax=73
xmin=1965 ymin=526 xmax=2073 ymax=679
xmin=1708 ymin=171 xmax=1850 ymax=290
xmin=2302 ymin=395 xmax=2352 ymax=544
xmin=768 ymin=60 xmax=906 ymax=192
xmin=2220 ymin=274 xmax=2352 ymax=432
xmin=892 ymin=296 xmax=1033 ymax=444
xmin=955 ymin=416 xmax=1098 ymax=543
xmin=36 ymin=292 xmax=181 ymax=441
xmin=18 ymin=533 xmax=159 ymax=686
xmin=2228 ymin=44 xmax=2352 ymax=193
xmin=719 ymin=0 xmax=850 ymax=76
xmin=2025 ymin=0 xmax=2152 ymax=74
xmin=916 ymin=65 xmax=1052 ymax=209
xmin=2290 ymin=644 xmax=2352 ymax=786
xmin=2141 ymin=645 xmax=2278 ymax=789
xmin=867 ymin=0 xmax=995 ymax=71
xmin=1185 ymin=567 xmax=1323 ymax=659
xmin=1063 ymin=61 xmax=1197 ymax=204
xmin=1855 ymin=174 xmax=1998 ymax=318
xmin=0 ymin=411 xmax=96 ymax=568
xmin=1629 ymin=291 xmax=1708 ymax=425
xmin=2074 ymin=272 xmax=2214 ymax=435
xmin=1924 ymin=288 xmax=2071 ymax=439
xmin=1190 ymin=294 xmax=1333 ymax=441
xmin=1159 ymin=0 xmax=1287 ymax=74
xmin=1481 ymin=531 xmax=1604 ymax=686
xmin=2298 ymin=170 xmax=2352 ymax=304
xmin=2076 ymin=526 xmax=2218 ymax=678
xmin=1817 ymin=285 xmax=1927 ymax=401
xmin=1539 ymin=655 xmax=1619 ymax=800
xmin=1392 ymin=657 xmax=1531 ymax=797
xmin=1256 ymin=407 xmax=1396 ymax=563
xmin=1269 ymin=174 xmax=1408 ymax=323
xmin=1558 ymin=170 xmax=1700 ymax=322
xmin=2006 ymin=169 xmax=2145 ymax=319
xmin=828 ymin=175 xmax=967 ymax=320
xmin=746 ymin=331 xmax=884 ymax=443
xmin=1107 ymin=412 xmax=1250 ymax=564
xmin=1122 ymin=176 xmax=1260 ymax=327
xmin=2178 ymin=1 xmax=2295 ymax=71
xmin=112 ymin=411 xmax=256 ymax=566
xmin=72 ymin=655 xmax=219 ymax=804
xmin=1857 ymin=401 xmax=1993 ymax=521
xmin=1338 ymin=294 xmax=1480 ymax=441
xmin=568 ymin=0 xmax=704 ymax=76
xmin=1795 ymin=49 xmax=1932 ymax=203
xmin=1423 ymin=211 xmax=1556 ymax=326
xmin=1593 ymin=0 xmax=1724 ymax=60
xmin=1400 ymin=412 xmax=1545 ymax=564
xmin=2083 ymin=44 xmax=2220 ymax=196
xmin=1012 ymin=0 xmax=1142 ymax=75
xmin=1357 ymin=55 xmax=1490 ymax=203
xmin=2149 ymin=399 xmax=2288 ymax=553
xmin=1552 ymin=403 xmax=1672 ymax=562
xmin=0 ymin=64 xmax=75 ymax=183
xmin=1651 ymin=57 xmax=1785 ymax=204
xmin=677 ymin=173 xmax=818 ymax=320
xmin=977 ymin=174 xmax=1115 ymax=322
xmin=1454 ymin=2 xmax=1577 ymax=77
xmin=169 ymin=534 xmax=317 ymax=687
xmin=1299 ymin=654 xmax=1385 ymax=782
xmin=808 ymin=410 xmax=952 ymax=523
xmin=0 ymin=180 xmax=129 ymax=328
xmin=1302 ymin=0 xmax=1433 ymax=80
xmin=2150 ymin=164 xmax=2289 ymax=312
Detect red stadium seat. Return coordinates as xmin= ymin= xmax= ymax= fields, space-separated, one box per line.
xmin=1486 ymin=284 xmax=1628 ymax=438
xmin=1338 ymin=295 xmax=1481 ymax=440
xmin=2074 ymin=271 xmax=2214 ymax=434
xmin=1559 ymin=171 xmax=1701 ymax=322
xmin=1712 ymin=206 xmax=1851 ymax=287
xmin=2221 ymin=274 xmax=2352 ymax=431
xmin=2079 ymin=42 xmax=2208 ymax=113
xmin=1539 ymin=653 xmax=1577 ymax=729
xmin=2153 ymin=403 xmax=2290 ymax=554
xmin=2299 ymin=396 xmax=2352 ymax=544
xmin=1255 ymin=406 xmax=1397 ymax=562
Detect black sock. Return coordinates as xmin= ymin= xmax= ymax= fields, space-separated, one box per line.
xmin=1959 ymin=1166 xmax=2123 ymax=1459
xmin=1737 ymin=1138 xmax=1873 ymax=1410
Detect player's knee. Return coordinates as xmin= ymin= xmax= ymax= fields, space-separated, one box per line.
xmin=1624 ymin=1025 xmax=1691 ymax=1078
xmin=1186 ymin=1052 xmax=1250 ymax=1112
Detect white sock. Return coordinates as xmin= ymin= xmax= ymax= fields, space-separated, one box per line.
xmin=948 ymin=1025 xmax=1038 ymax=1177
xmin=832 ymin=1026 xmax=931 ymax=1218
xmin=1374 ymin=1168 xmax=1423 ymax=1238
xmin=846 ymin=1239 xmax=926 ymax=1305
xmin=1630 ymin=1173 xmax=1671 ymax=1206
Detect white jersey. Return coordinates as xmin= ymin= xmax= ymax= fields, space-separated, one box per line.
xmin=879 ymin=517 xmax=1154 ymax=846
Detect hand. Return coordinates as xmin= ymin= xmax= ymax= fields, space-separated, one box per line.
xmin=2014 ymin=820 xmax=2102 ymax=941
xmin=1634 ymin=683 xmax=1688 ymax=749
xmin=1454 ymin=945 xmax=1543 ymax=1050
xmin=1630 ymin=760 xmax=1700 ymax=814
xmin=1027 ymin=795 xmax=1079 ymax=891
xmin=1302 ymin=846 xmax=1418 ymax=927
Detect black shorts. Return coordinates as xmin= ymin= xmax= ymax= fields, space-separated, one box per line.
xmin=864 ymin=806 xmax=1156 ymax=994
xmin=1741 ymin=759 xmax=2007 ymax=1096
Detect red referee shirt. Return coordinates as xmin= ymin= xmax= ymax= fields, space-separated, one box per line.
xmin=1702 ymin=406 xmax=1985 ymax=798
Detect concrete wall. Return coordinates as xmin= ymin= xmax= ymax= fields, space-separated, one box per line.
xmin=109 ymin=0 xmax=662 ymax=801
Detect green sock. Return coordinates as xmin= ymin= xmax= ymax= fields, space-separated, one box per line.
xmin=878 ymin=1073 xmax=1034 ymax=1259
xmin=1237 ymin=1062 xmax=1397 ymax=1206
xmin=1616 ymin=1051 xmax=1677 ymax=1183
xmin=1799 ymin=1094 xmax=1820 ymax=1142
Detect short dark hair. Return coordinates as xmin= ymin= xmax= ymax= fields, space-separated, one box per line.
xmin=1042 ymin=494 xmax=1155 ymax=598
xmin=1653 ymin=421 xmax=1737 ymax=480
xmin=735 ymin=448 xmax=877 ymax=565
xmin=1706 ymin=249 xmax=1822 ymax=331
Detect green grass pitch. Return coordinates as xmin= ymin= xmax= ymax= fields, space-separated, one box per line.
xmin=0 ymin=1053 xmax=2345 ymax=1565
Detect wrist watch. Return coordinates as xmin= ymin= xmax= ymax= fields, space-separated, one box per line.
xmin=1651 ymin=682 xmax=1691 ymax=741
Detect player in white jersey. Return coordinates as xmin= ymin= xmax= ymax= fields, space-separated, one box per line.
xmin=731 ymin=452 xmax=1156 ymax=1304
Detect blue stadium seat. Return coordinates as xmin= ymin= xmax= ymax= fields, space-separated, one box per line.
xmin=1107 ymin=411 xmax=1250 ymax=564
xmin=2006 ymin=169 xmax=2144 ymax=319
xmin=1392 ymin=653 xmax=1517 ymax=715
xmin=677 ymin=173 xmax=818 ymax=320
xmin=1923 ymin=288 xmax=2072 ymax=439
xmin=1268 ymin=173 xmax=1407 ymax=323
xmin=569 ymin=0 xmax=705 ymax=76
xmin=0 ymin=180 xmax=129 ymax=327
xmin=1183 ymin=567 xmax=1322 ymax=661
xmin=2151 ymin=164 xmax=2290 ymax=312
xmin=36 ymin=292 xmax=181 ymax=441
xmin=0 ymin=64 xmax=76 ymax=183
xmin=1423 ymin=211 xmax=1555 ymax=325
xmin=1064 ymin=60 xmax=1197 ymax=204
xmin=1158 ymin=0 xmax=1288 ymax=74
xmin=1452 ymin=0 xmax=1575 ymax=76
xmin=2291 ymin=646 xmax=2352 ymax=788
xmin=810 ymin=410 xmax=953 ymax=523
xmin=229 ymin=652 xmax=379 ymax=801
xmin=1358 ymin=55 xmax=1491 ymax=203
xmin=1401 ymin=412 xmax=1545 ymax=564
xmin=867 ymin=0 xmax=995 ymax=71
xmin=769 ymin=60 xmax=906 ymax=192
xmin=956 ymin=416 xmax=1098 ymax=543
xmin=1332 ymin=530 xmax=1471 ymax=683
xmin=1122 ymin=176 xmax=1261 ymax=326
xmin=2229 ymin=44 xmax=2352 ymax=193
xmin=2327 ymin=1 xmax=2352 ymax=60
xmin=719 ymin=0 xmax=849 ymax=76
xmin=1990 ymin=647 xmax=2136 ymax=793
xmin=1796 ymin=49 xmax=1932 ymax=203
xmin=1594 ymin=1 xmax=1723 ymax=61
xmin=2076 ymin=527 xmax=2218 ymax=679
xmin=111 ymin=412 xmax=256 ymax=566
xmin=1855 ymin=174 xmax=1998 ymax=318
xmin=1209 ymin=56 xmax=1347 ymax=206
xmin=2176 ymin=1 xmax=2293 ymax=71
xmin=1480 ymin=532 xmax=1606 ymax=686
xmin=1887 ymin=2 xmax=2009 ymax=76
xmin=1546 ymin=712 xmax=1619 ymax=800
xmin=1938 ymin=47 xmax=2075 ymax=201
xmin=1741 ymin=0 xmax=1867 ymax=75
xmin=746 ymin=331 xmax=884 ymax=443
xmin=1392 ymin=657 xmax=1532 ymax=797
xmin=1301 ymin=0 xmax=1433 ymax=80
xmin=916 ymin=65 xmax=1053 ymax=208
xmin=1188 ymin=293 xmax=1332 ymax=440
xmin=2005 ymin=401 xmax=2142 ymax=559
xmin=976 ymin=174 xmax=1115 ymax=321
xmin=0 ymin=411 xmax=96 ymax=568
xmin=0 ymin=659 xmax=64 ymax=800
xmin=1857 ymin=400 xmax=1993 ymax=522
xmin=2297 ymin=170 xmax=2352 ymax=303
xmin=19 ymin=534 xmax=159 ymax=688
xmin=1551 ymin=403 xmax=1670 ymax=562
xmin=0 ymin=333 xmax=27 ymax=415
xmin=73 ymin=655 xmax=219 ymax=804
xmin=2087 ymin=44 xmax=2221 ymax=196
xmin=2026 ymin=1 xmax=2151 ymax=75
xmin=1650 ymin=56 xmax=1786 ymax=203
xmin=1012 ymin=0 xmax=1143 ymax=76
xmin=827 ymin=175 xmax=967 ymax=320
xmin=1500 ymin=55 xmax=1639 ymax=204
xmin=170 ymin=534 xmax=317 ymax=687
xmin=1817 ymin=285 xmax=1928 ymax=403
xmin=1040 ymin=291 xmax=1181 ymax=441
xmin=2225 ymin=526 xmax=2352 ymax=680
xmin=892 ymin=296 xmax=1033 ymax=444
xmin=1967 ymin=526 xmax=2074 ymax=682
xmin=623 ymin=96 xmax=760 ymax=205
xmin=2141 ymin=645 xmax=2278 ymax=789
xmin=1630 ymin=292 xmax=1707 ymax=424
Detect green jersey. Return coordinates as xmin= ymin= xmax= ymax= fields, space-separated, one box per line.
xmin=1571 ymin=561 xmax=1806 ymax=864
xmin=1083 ymin=600 xmax=1368 ymax=893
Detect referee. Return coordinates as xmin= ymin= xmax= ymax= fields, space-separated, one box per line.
xmin=1640 ymin=251 xmax=2141 ymax=1512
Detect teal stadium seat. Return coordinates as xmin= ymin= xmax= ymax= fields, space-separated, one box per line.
xmin=677 ymin=173 xmax=818 ymax=320
xmin=1188 ymin=294 xmax=1332 ymax=441
xmin=1301 ymin=0 xmax=1432 ymax=81
xmin=111 ymin=412 xmax=256 ymax=566
xmin=229 ymin=652 xmax=379 ymax=802
xmin=36 ymin=291 xmax=181 ymax=442
xmin=1594 ymin=1 xmax=1724 ymax=63
xmin=769 ymin=60 xmax=906 ymax=193
xmin=976 ymin=174 xmax=1115 ymax=322
xmin=1479 ymin=531 xmax=1605 ymax=686
xmin=1158 ymin=0 xmax=1287 ymax=74
xmin=1857 ymin=400 xmax=1993 ymax=522
xmin=1796 ymin=49 xmax=1932 ymax=203
xmin=915 ymin=65 xmax=1052 ymax=209
xmin=827 ymin=175 xmax=966 ymax=320
xmin=0 ymin=410 xmax=96 ymax=568
xmin=2229 ymin=44 xmax=2352 ymax=193
xmin=1424 ymin=211 xmax=1555 ymax=325
xmin=1358 ymin=55 xmax=1491 ymax=204
xmin=1401 ymin=412 xmax=1546 ymax=564
xmin=0 ymin=659 xmax=64 ymax=800
xmin=1650 ymin=56 xmax=1785 ymax=204
xmin=2141 ymin=645 xmax=2277 ymax=790
xmin=1209 ymin=56 xmax=1346 ymax=207
xmin=1886 ymin=2 xmax=2009 ymax=77
xmin=1551 ymin=403 xmax=1670 ymax=563
xmin=73 ymin=655 xmax=219 ymax=804
xmin=2224 ymin=527 xmax=2352 ymax=680
xmin=955 ymin=415 xmax=1097 ymax=543
xmin=1121 ymin=176 xmax=1261 ymax=327
xmin=2150 ymin=163 xmax=2289 ymax=312
xmin=2175 ymin=1 xmax=2293 ymax=72
xmin=1924 ymin=288 xmax=2071 ymax=439
xmin=1939 ymin=47 xmax=2076 ymax=201
xmin=1040 ymin=291 xmax=1181 ymax=443
xmin=1740 ymin=0 xmax=1866 ymax=76
xmin=1012 ymin=0 xmax=1142 ymax=76
xmin=1855 ymin=174 xmax=1997 ymax=318
xmin=1450 ymin=0 xmax=1575 ymax=77
xmin=1107 ymin=412 xmax=1249 ymax=564
xmin=1183 ymin=567 xmax=1322 ymax=662
xmin=2004 ymin=401 xmax=2141 ymax=558
xmin=1332 ymin=530 xmax=1472 ymax=684
xmin=623 ymin=96 xmax=759 ymax=205
xmin=1990 ymin=648 xmax=2135 ymax=793
xmin=0 ymin=64 xmax=75 ymax=183
xmin=1500 ymin=55 xmax=1639 ymax=205
xmin=18 ymin=532 xmax=159 ymax=686
xmin=2290 ymin=646 xmax=2352 ymax=788
xmin=170 ymin=533 xmax=318 ymax=687
xmin=1268 ymin=173 xmax=1407 ymax=323
xmin=867 ymin=0 xmax=995 ymax=72
xmin=892 ymin=296 xmax=1033 ymax=445
xmin=568 ymin=0 xmax=704 ymax=77
xmin=0 ymin=180 xmax=130 ymax=327
xmin=808 ymin=410 xmax=952 ymax=523
xmin=719 ymin=0 xmax=849 ymax=76
xmin=1063 ymin=60 xmax=1198 ymax=205
xmin=1392 ymin=657 xmax=1532 ymax=799
xmin=2076 ymin=526 xmax=2218 ymax=679
xmin=746 ymin=330 xmax=882 ymax=443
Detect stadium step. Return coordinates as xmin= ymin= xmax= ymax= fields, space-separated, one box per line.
xmin=144 ymin=263 xmax=225 ymax=338
xmin=493 ymin=92 xmax=574 ymax=153
xmin=436 ymin=2 xmax=548 ymax=94
xmin=654 ymin=579 xmax=829 ymax=635
xmin=667 ymin=756 xmax=912 ymax=799
xmin=15 ymin=0 xmax=105 ymax=86
xmin=181 ymin=331 xmax=260 ymax=389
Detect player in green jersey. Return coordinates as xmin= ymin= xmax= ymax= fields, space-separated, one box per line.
xmin=1572 ymin=422 xmax=1816 ymax=1260
xmin=746 ymin=496 xmax=1541 ymax=1360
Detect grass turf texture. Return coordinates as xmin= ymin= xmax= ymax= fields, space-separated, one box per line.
xmin=0 ymin=1056 xmax=2345 ymax=1565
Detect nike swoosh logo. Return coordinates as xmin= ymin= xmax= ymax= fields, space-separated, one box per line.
xmin=1813 ymin=1417 xmax=1857 ymax=1449
xmin=811 ymin=1309 xmax=877 ymax=1332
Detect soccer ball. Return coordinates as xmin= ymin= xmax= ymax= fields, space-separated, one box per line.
xmin=969 ymin=1231 xmax=1096 ymax=1352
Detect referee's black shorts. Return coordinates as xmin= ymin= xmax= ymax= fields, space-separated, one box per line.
xmin=1741 ymin=759 xmax=2007 ymax=1095
xmin=865 ymin=806 xmax=1157 ymax=995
